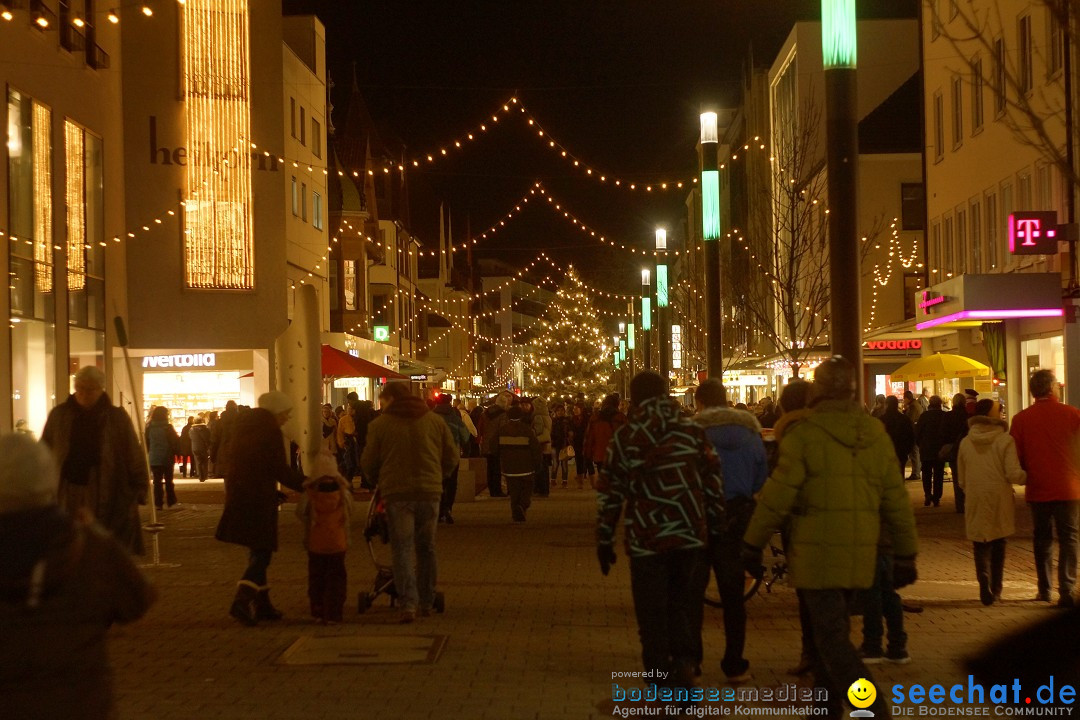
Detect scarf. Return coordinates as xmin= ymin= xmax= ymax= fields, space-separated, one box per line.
xmin=60 ymin=394 xmax=110 ymax=486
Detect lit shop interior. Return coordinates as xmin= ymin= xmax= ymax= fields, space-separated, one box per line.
xmin=137 ymin=351 xmax=258 ymax=429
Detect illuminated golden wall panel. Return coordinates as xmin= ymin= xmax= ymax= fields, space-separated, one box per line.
xmin=33 ymin=103 xmax=52 ymax=292
xmin=182 ymin=0 xmax=255 ymax=289
xmin=65 ymin=120 xmax=86 ymax=291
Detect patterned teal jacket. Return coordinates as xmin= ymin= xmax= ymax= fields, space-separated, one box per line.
xmin=596 ymin=396 xmax=724 ymax=557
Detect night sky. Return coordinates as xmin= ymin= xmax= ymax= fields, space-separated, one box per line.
xmin=283 ymin=0 xmax=917 ymax=302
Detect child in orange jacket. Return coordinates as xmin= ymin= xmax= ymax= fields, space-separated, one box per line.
xmin=297 ymin=453 xmax=353 ymax=623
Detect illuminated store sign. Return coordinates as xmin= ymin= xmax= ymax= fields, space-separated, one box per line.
xmin=1008 ymin=212 xmax=1059 ymax=255
xmin=866 ymin=340 xmax=922 ymax=351
xmin=142 ymin=353 xmax=217 ymax=369
xmin=373 ymin=326 xmax=391 ymax=342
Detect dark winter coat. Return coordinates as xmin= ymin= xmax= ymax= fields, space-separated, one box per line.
xmin=480 ymin=405 xmax=507 ymax=456
xmin=41 ymin=394 xmax=149 ymax=555
xmin=584 ymin=406 xmax=627 ymax=463
xmin=210 ymin=406 xmax=238 ymax=473
xmin=551 ymin=415 xmax=571 ymax=450
xmin=694 ymin=407 xmax=768 ymax=500
xmin=145 ymin=419 xmax=179 ymax=467
xmin=597 ymin=396 xmax=724 ymax=557
xmin=434 ymin=403 xmax=470 ymax=450
xmin=942 ymin=404 xmax=970 ymax=466
xmin=497 ymin=418 xmax=541 ymax=476
xmin=189 ymin=423 xmax=211 ymax=456
xmin=915 ymin=406 xmax=949 ymax=462
xmin=179 ymin=421 xmax=193 ymax=456
xmin=215 ymin=408 xmax=303 ymax=552
xmin=879 ymin=407 xmax=915 ymax=467
xmin=0 ymin=506 xmax=156 ymax=720
xmin=361 ymin=395 xmax=458 ymax=501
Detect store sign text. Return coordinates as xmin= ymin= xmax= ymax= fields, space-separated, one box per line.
xmin=866 ymin=340 xmax=922 ymax=351
xmin=142 ymin=353 xmax=217 ymax=369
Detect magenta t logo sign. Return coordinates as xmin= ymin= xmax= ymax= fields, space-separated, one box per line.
xmin=1008 ymin=211 xmax=1059 ymax=255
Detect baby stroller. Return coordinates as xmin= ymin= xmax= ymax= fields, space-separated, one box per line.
xmin=356 ymin=487 xmax=446 ymax=614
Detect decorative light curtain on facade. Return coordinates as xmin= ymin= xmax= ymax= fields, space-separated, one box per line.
xmin=33 ymin=103 xmax=53 ymax=292
xmin=980 ymin=321 xmax=1007 ymax=382
xmin=182 ymin=0 xmax=254 ymax=289
xmin=65 ymin=120 xmax=86 ymax=291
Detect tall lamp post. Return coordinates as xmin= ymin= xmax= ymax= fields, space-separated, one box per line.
xmin=656 ymin=228 xmax=670 ymax=384
xmin=641 ymin=269 xmax=652 ymax=371
xmin=626 ymin=303 xmax=637 ymax=382
xmin=700 ymin=112 xmax=724 ymax=378
xmin=822 ymin=0 xmax=863 ymax=387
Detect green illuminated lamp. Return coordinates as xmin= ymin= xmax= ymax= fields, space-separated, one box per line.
xmin=701 ymin=171 xmax=720 ymax=241
xmin=627 ymin=322 xmax=636 ymax=349
xmin=641 ymin=297 xmax=652 ymax=331
xmin=656 ymin=265 xmax=668 ymax=308
xmin=619 ymin=339 xmax=626 ymax=362
xmin=822 ymin=0 xmax=857 ymax=69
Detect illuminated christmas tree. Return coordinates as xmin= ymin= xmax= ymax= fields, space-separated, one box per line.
xmin=529 ymin=267 xmax=614 ymax=401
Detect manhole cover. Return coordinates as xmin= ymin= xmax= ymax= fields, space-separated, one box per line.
xmin=277 ymin=634 xmax=447 ymax=666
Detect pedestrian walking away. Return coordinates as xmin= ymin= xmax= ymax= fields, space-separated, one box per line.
xmin=1009 ymin=370 xmax=1080 ymax=606
xmin=361 ymin=382 xmax=458 ymax=623
xmin=915 ymin=396 xmax=949 ymax=507
xmin=433 ymin=393 xmax=470 ymax=524
xmin=215 ymin=391 xmax=305 ymax=626
xmin=498 ymin=405 xmax=541 ymax=522
xmin=296 ymin=453 xmax=353 ymax=624
xmin=958 ymin=399 xmax=1026 ymax=605
xmin=145 ymin=405 xmax=181 ymax=509
xmin=743 ymin=356 xmax=918 ymax=719
xmin=597 ymin=371 xmax=725 ymax=698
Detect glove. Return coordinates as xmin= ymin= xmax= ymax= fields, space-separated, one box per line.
xmin=598 ymin=544 xmax=617 ymax=576
xmin=892 ymin=555 xmax=917 ymax=589
xmin=740 ymin=542 xmax=765 ymax=580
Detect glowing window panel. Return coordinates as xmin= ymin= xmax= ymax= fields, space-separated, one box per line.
xmin=182 ymin=0 xmax=255 ymax=289
xmin=822 ymin=0 xmax=857 ymax=69
xmin=656 ymin=264 xmax=668 ymax=308
xmin=641 ymin=296 xmax=652 ymax=331
xmin=33 ymin=102 xmax=52 ymax=292
xmin=701 ymin=170 xmax=720 ymax=241
xmin=65 ymin=120 xmax=86 ymax=291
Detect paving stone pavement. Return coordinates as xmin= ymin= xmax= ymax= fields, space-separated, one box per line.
xmin=110 ymin=475 xmax=1060 ymax=720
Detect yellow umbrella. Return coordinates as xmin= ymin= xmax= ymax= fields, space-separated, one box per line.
xmin=889 ymin=353 xmax=991 ymax=382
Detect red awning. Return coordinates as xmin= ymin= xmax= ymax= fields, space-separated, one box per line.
xmin=321 ymin=345 xmax=404 ymax=379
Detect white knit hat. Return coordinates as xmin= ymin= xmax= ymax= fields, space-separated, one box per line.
xmin=309 ymin=452 xmax=343 ymax=481
xmin=0 ymin=434 xmax=59 ymax=513
xmin=258 ymin=391 xmax=293 ymax=415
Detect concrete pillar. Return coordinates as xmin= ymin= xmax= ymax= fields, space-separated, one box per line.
xmin=1004 ymin=318 xmax=1024 ymax=420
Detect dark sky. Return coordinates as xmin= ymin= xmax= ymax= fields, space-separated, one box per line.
xmin=284 ymin=0 xmax=917 ymax=301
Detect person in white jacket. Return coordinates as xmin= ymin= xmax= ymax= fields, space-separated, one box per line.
xmin=957 ymin=398 xmax=1027 ymax=606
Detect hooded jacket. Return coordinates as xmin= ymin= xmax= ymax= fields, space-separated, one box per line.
xmin=694 ymin=407 xmax=767 ymax=500
xmin=497 ymin=417 xmax=541 ymax=476
xmin=0 ymin=506 xmax=155 ymax=720
xmin=361 ymin=396 xmax=458 ymax=501
xmin=145 ymin=419 xmax=179 ymax=467
xmin=597 ymin=396 xmax=724 ymax=557
xmin=434 ymin=403 xmax=470 ymax=449
xmin=531 ymin=397 xmax=553 ymax=454
xmin=958 ymin=416 xmax=1026 ymax=542
xmin=744 ymin=399 xmax=918 ymax=589
xmin=296 ymin=476 xmax=353 ymax=554
xmin=480 ymin=404 xmax=508 ymax=456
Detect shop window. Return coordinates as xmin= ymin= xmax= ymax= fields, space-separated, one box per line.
xmin=8 ymin=89 xmax=56 ymax=435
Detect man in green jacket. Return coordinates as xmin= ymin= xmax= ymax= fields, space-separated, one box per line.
xmin=743 ymin=356 xmax=918 ymax=719
xmin=362 ymin=382 xmax=458 ymax=623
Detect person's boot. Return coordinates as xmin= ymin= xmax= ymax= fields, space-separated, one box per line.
xmin=254 ymin=586 xmax=284 ymax=621
xmin=974 ymin=545 xmax=993 ymax=605
xmin=229 ymin=580 xmax=259 ymax=626
xmin=990 ymin=543 xmax=1005 ymax=602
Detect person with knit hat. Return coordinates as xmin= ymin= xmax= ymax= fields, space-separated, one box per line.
xmin=215 ymin=391 xmax=305 ymax=626
xmin=0 ymin=433 xmax=156 ymax=720
xmin=296 ymin=452 xmax=353 ymax=624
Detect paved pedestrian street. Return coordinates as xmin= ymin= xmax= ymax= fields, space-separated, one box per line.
xmin=112 ymin=479 xmax=1053 ymax=720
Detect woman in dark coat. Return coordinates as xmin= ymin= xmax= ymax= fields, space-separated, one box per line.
xmin=215 ymin=392 xmax=303 ymax=626
xmin=915 ymin=395 xmax=949 ymax=507
xmin=943 ymin=393 xmax=970 ymax=513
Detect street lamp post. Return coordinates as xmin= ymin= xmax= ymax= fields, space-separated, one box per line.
xmin=641 ymin=269 xmax=652 ymax=371
xmin=822 ymin=0 xmax=863 ymax=389
xmin=699 ymin=112 xmax=724 ymax=378
xmin=626 ymin=302 xmax=637 ymax=383
xmin=656 ymin=228 xmax=670 ymax=384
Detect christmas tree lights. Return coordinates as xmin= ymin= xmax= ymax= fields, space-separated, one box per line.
xmin=528 ymin=267 xmax=613 ymax=401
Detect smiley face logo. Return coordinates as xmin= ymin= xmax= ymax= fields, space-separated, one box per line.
xmin=848 ymin=678 xmax=877 ymax=709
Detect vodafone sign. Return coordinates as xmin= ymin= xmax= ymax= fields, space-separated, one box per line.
xmin=865 ymin=340 xmax=922 ymax=351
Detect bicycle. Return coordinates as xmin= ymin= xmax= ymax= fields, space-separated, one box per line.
xmin=702 ymin=533 xmax=788 ymax=608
